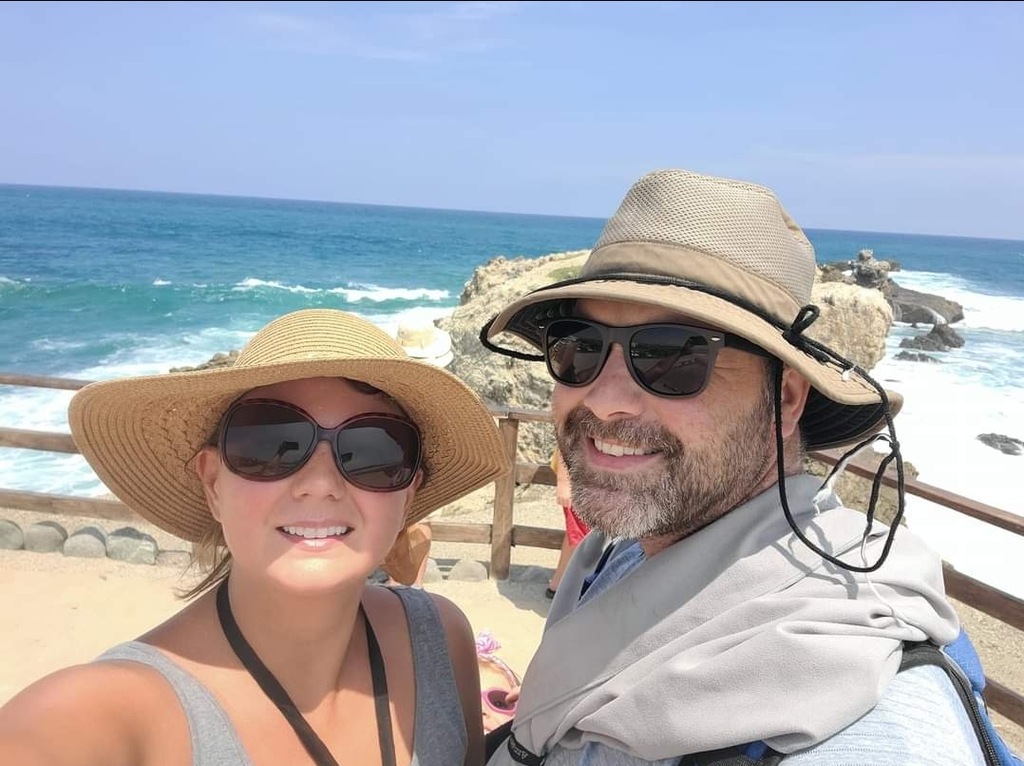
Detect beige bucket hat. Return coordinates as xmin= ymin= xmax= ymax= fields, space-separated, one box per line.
xmin=395 ymin=319 xmax=454 ymax=369
xmin=483 ymin=168 xmax=901 ymax=451
xmin=69 ymin=308 xmax=510 ymax=542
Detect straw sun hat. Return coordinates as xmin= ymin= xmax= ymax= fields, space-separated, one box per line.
xmin=483 ymin=168 xmax=901 ymax=451
xmin=68 ymin=309 xmax=510 ymax=543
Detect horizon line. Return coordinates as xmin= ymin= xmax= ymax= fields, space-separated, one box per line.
xmin=3 ymin=180 xmax=1022 ymax=246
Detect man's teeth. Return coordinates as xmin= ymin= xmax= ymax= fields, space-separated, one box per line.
xmin=593 ymin=438 xmax=655 ymax=457
xmin=281 ymin=526 xmax=350 ymax=539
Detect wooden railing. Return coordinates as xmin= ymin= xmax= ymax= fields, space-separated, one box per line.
xmin=1 ymin=371 xmax=1022 ymax=728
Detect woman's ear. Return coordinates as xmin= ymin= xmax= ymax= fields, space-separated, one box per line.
xmin=194 ymin=446 xmax=224 ymax=522
xmin=408 ymin=468 xmax=425 ymax=499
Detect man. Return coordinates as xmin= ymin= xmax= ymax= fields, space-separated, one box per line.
xmin=481 ymin=169 xmax=992 ymax=765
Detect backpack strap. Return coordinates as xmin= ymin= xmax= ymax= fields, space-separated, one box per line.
xmin=900 ymin=640 xmax=1004 ymax=766
xmin=485 ymin=719 xmax=515 ymax=762
xmin=677 ymin=741 xmax=783 ymax=765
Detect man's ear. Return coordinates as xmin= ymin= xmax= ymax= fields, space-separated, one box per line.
xmin=194 ymin=446 xmax=223 ymax=522
xmin=779 ymin=366 xmax=811 ymax=439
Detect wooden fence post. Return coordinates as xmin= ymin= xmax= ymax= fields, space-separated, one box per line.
xmin=490 ymin=416 xmax=519 ymax=579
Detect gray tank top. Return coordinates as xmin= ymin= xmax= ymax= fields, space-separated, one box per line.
xmin=97 ymin=586 xmax=467 ymax=766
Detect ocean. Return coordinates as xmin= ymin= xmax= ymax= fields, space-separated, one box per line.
xmin=2 ymin=184 xmax=1022 ymax=595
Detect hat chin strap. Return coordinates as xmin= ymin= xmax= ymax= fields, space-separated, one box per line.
xmin=769 ymin=356 xmax=906 ymax=573
xmin=479 ymin=315 xmax=545 ymax=361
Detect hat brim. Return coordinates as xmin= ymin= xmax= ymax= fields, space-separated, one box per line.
xmin=69 ymin=357 xmax=509 ymax=542
xmin=403 ymin=349 xmax=454 ymax=369
xmin=486 ymin=278 xmax=901 ymax=451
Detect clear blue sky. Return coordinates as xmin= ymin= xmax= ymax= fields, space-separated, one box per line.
xmin=2 ymin=1 xmax=1022 ymax=239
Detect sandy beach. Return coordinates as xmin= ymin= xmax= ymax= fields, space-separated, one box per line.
xmin=1 ymin=480 xmax=1021 ymax=753
xmin=0 ymin=482 xmax=562 ymax=707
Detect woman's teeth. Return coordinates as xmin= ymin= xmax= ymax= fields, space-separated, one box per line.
xmin=281 ymin=525 xmax=350 ymax=539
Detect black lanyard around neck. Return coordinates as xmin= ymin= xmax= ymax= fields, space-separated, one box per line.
xmin=215 ymin=581 xmax=396 ymax=766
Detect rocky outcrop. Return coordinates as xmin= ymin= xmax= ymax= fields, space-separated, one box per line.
xmin=444 ymin=252 xmax=589 ymax=461
xmin=977 ymin=433 xmax=1023 ymax=456
xmin=899 ymin=324 xmax=965 ymax=352
xmin=805 ymin=282 xmax=892 ymax=370
xmin=821 ymin=249 xmax=964 ymax=329
xmin=894 ymin=350 xmax=940 ymax=363
xmin=820 ymin=249 xmax=899 ymax=294
xmin=889 ymin=283 xmax=965 ymax=325
xmin=170 ymin=350 xmax=239 ymax=373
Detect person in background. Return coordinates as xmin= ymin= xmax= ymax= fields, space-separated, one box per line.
xmin=475 ymin=630 xmax=522 ymax=735
xmin=380 ymin=317 xmax=455 ymax=589
xmin=383 ymin=520 xmax=434 ymax=588
xmin=0 ymin=308 xmax=509 ymax=766
xmin=480 ymin=168 xmax=1007 ymax=765
xmin=546 ymin=446 xmax=590 ymax=599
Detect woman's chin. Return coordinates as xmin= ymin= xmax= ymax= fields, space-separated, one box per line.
xmin=262 ymin=557 xmax=377 ymax=594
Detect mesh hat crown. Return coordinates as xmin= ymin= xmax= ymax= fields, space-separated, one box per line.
xmin=484 ymin=168 xmax=900 ymax=450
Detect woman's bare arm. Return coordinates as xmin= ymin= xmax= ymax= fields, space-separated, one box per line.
xmin=0 ymin=661 xmax=178 ymax=766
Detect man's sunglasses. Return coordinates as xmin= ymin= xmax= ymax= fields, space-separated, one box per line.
xmin=541 ymin=318 xmax=766 ymax=398
xmin=218 ymin=399 xmax=422 ymax=491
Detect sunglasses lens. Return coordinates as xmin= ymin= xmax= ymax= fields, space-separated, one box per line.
xmin=630 ymin=326 xmax=713 ymax=396
xmin=336 ymin=417 xmax=421 ymax=491
xmin=485 ymin=688 xmax=516 ymax=713
xmin=544 ymin=319 xmax=607 ymax=386
xmin=222 ymin=402 xmax=315 ymax=479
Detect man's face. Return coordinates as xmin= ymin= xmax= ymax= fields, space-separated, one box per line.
xmin=551 ymin=298 xmax=777 ymax=545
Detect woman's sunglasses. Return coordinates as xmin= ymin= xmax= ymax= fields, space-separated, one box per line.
xmin=218 ymin=399 xmax=422 ymax=491
xmin=541 ymin=318 xmax=766 ymax=398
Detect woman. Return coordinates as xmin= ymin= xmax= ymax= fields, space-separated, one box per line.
xmin=0 ymin=308 xmax=510 ymax=766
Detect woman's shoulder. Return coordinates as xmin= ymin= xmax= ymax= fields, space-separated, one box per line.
xmin=6 ymin=649 xmax=180 ymax=715
xmin=361 ymin=584 xmax=474 ymax=662
xmin=425 ymin=591 xmax=474 ymax=635
xmin=0 ymin=653 xmax=183 ymax=765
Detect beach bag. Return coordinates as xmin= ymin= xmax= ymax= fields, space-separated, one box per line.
xmin=677 ymin=629 xmax=1022 ymax=766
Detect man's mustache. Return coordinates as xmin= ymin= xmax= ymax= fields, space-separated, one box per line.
xmin=557 ymin=406 xmax=682 ymax=464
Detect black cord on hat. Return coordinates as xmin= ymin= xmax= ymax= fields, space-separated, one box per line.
xmin=770 ymin=323 xmax=907 ymax=574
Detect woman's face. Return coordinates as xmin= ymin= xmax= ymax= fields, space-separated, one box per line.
xmin=195 ymin=377 xmax=421 ymax=593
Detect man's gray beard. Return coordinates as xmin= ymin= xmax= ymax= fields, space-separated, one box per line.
xmin=558 ymin=387 xmax=775 ymax=541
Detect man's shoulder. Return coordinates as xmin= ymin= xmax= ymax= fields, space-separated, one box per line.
xmin=783 ymin=664 xmax=985 ymax=765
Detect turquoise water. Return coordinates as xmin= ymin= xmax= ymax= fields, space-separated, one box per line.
xmin=1 ymin=184 xmax=1022 ymax=517
xmin=0 ymin=184 xmax=608 ymax=376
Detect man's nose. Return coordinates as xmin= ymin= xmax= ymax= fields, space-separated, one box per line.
xmin=580 ymin=343 xmax=645 ymax=420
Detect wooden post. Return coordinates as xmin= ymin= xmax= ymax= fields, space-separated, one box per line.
xmin=490 ymin=416 xmax=519 ymax=580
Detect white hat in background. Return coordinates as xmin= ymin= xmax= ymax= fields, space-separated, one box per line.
xmin=396 ymin=319 xmax=454 ymax=369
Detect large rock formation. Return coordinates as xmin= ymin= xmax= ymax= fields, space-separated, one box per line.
xmin=821 ymin=249 xmax=964 ymax=327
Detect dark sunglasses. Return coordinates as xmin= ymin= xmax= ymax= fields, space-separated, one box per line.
xmin=218 ymin=399 xmax=422 ymax=491
xmin=541 ymin=318 xmax=766 ymax=398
